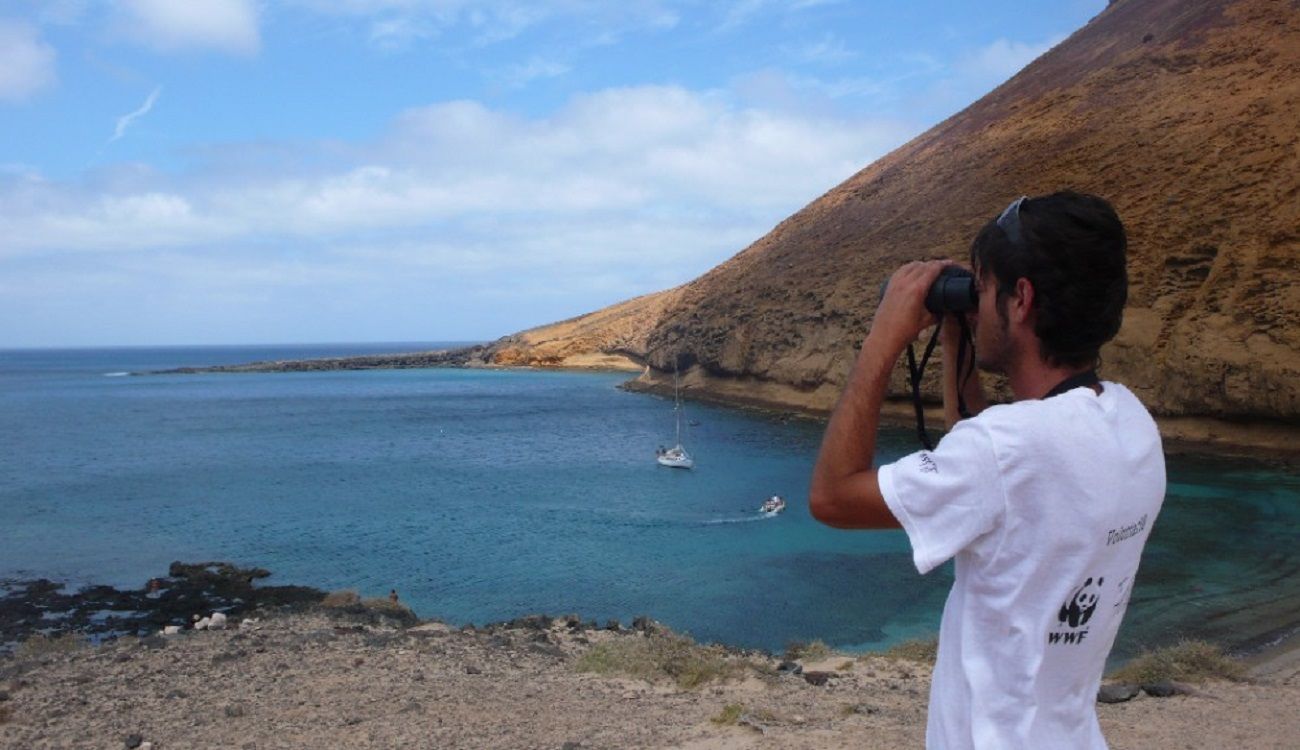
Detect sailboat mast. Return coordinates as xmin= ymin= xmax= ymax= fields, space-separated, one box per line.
xmin=674 ymin=367 xmax=682 ymax=445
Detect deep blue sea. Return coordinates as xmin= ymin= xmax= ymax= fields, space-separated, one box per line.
xmin=2 ymin=344 xmax=1298 ymax=660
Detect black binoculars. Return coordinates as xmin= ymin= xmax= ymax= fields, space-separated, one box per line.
xmin=879 ymin=265 xmax=978 ymax=314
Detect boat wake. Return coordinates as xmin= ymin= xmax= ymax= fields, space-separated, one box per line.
xmin=702 ymin=514 xmax=777 ymax=525
xmin=103 ymin=372 xmax=129 ymax=377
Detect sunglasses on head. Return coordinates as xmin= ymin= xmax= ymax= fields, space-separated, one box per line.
xmin=997 ymin=195 xmax=1028 ymax=248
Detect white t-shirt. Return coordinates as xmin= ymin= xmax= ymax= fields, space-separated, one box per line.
xmin=878 ymin=381 xmax=1165 ymax=750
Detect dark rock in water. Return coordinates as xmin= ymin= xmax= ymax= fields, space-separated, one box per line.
xmin=507 ymin=614 xmax=553 ymax=631
xmin=802 ymin=671 xmax=832 ymax=686
xmin=0 ymin=562 xmax=325 ymax=652
xmin=1097 ymin=683 xmax=1140 ymax=703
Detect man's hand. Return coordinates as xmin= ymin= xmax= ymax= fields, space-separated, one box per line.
xmin=868 ymin=260 xmax=952 ymax=358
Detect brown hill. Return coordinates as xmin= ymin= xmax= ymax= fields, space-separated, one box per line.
xmin=481 ymin=0 xmax=1300 ymax=452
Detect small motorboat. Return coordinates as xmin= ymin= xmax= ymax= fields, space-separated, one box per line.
xmin=760 ymin=495 xmax=786 ymax=515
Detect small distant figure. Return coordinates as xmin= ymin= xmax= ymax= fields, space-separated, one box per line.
xmin=389 ymin=589 xmax=400 ymax=604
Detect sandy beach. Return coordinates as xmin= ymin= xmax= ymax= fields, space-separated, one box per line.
xmin=2 ymin=605 xmax=1297 ymax=750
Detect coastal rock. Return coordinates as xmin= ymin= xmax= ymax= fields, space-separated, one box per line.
xmin=464 ymin=0 xmax=1300 ymax=453
xmin=777 ymin=661 xmax=803 ymax=675
xmin=1097 ymin=683 xmax=1141 ymax=703
xmin=1142 ymin=681 xmax=1193 ymax=698
xmin=0 ymin=564 xmax=323 ymax=652
xmin=802 ymin=671 xmax=832 ymax=686
xmin=123 ymin=734 xmax=143 ymax=749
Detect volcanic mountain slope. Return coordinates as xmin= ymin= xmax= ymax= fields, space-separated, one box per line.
xmin=483 ymin=0 xmax=1300 ymax=434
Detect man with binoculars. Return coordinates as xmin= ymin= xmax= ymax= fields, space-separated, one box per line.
xmin=810 ymin=191 xmax=1166 ymax=749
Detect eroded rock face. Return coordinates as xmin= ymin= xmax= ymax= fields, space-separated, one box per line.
xmin=484 ymin=0 xmax=1300 ymax=427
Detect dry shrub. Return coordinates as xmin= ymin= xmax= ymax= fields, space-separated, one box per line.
xmin=15 ymin=632 xmax=86 ymax=659
xmin=711 ymin=703 xmax=743 ymax=725
xmin=320 ymin=590 xmax=361 ymax=608
xmin=1108 ymin=640 xmax=1244 ymax=684
xmin=576 ymin=632 xmax=744 ymax=689
xmin=360 ymin=597 xmax=416 ymax=619
xmin=784 ymin=639 xmax=832 ymax=662
xmin=880 ymin=637 xmax=939 ymax=664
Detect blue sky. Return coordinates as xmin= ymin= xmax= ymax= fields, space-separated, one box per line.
xmin=0 ymin=0 xmax=1105 ymax=347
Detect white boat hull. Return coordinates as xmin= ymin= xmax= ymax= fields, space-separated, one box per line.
xmin=657 ymin=446 xmax=694 ymax=469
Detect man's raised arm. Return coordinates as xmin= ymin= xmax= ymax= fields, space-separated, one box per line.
xmin=808 ymin=260 xmax=950 ymax=529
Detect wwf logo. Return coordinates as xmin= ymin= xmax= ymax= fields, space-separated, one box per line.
xmin=1048 ymin=576 xmax=1104 ymax=646
xmin=1059 ymin=576 xmax=1103 ymax=628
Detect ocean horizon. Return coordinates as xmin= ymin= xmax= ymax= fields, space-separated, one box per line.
xmin=2 ymin=343 xmax=1298 ymax=661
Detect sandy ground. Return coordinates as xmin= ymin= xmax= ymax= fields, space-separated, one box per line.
xmin=1 ymin=610 xmax=1297 ymax=750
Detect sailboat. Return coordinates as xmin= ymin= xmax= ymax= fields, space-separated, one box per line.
xmin=656 ymin=368 xmax=694 ymax=469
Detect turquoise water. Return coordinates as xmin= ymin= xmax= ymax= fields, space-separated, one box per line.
xmin=2 ymin=345 xmax=1297 ymax=658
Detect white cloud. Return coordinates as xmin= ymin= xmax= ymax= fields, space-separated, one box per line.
xmin=1 ymin=85 xmax=908 ymax=252
xmin=0 ymin=84 xmax=912 ymax=342
xmin=367 ymin=17 xmax=436 ymax=50
xmin=117 ymin=0 xmax=261 ymax=56
xmin=497 ymin=57 xmax=571 ymax=89
xmin=0 ymin=21 xmax=58 ymax=102
xmin=785 ymin=34 xmax=856 ymax=66
xmin=110 ymin=86 xmax=162 ymax=142
xmin=289 ymin=1 xmax=681 ymax=49
xmin=964 ymin=35 xmax=1066 ymax=82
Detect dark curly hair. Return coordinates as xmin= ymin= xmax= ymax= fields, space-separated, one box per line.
xmin=969 ymin=191 xmax=1128 ymax=369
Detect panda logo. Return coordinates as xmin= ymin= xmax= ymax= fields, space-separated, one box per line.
xmin=1058 ymin=577 xmax=1104 ymax=628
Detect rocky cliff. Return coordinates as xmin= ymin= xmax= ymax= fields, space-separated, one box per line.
xmin=481 ymin=0 xmax=1300 ymax=446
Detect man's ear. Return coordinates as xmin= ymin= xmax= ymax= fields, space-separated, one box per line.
xmin=1010 ymin=277 xmax=1035 ymax=324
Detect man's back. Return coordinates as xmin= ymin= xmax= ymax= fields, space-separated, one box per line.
xmin=879 ymin=381 xmax=1165 ymax=748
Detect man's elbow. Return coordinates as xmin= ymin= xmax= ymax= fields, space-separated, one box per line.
xmin=808 ymin=483 xmax=835 ymax=526
xmin=808 ymin=472 xmax=898 ymax=530
xmin=808 ymin=481 xmax=861 ymax=529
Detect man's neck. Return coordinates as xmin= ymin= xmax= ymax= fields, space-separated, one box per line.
xmin=1007 ymin=359 xmax=1098 ymax=401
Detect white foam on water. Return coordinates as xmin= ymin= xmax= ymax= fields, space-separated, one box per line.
xmin=702 ymin=514 xmax=773 ymax=525
xmin=103 ymin=371 xmax=129 ymax=377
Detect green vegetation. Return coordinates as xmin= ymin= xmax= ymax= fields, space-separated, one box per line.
xmin=783 ymin=639 xmax=832 ymax=662
xmin=879 ymin=637 xmax=939 ymax=664
xmin=1108 ymin=640 xmax=1245 ymax=684
xmin=575 ymin=632 xmax=745 ymax=689
xmin=15 ymin=632 xmax=86 ymax=659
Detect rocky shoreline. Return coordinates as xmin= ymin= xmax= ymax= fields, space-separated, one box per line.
xmin=2 ymin=564 xmax=1298 ymax=748
xmin=145 ymin=345 xmax=494 ymax=375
